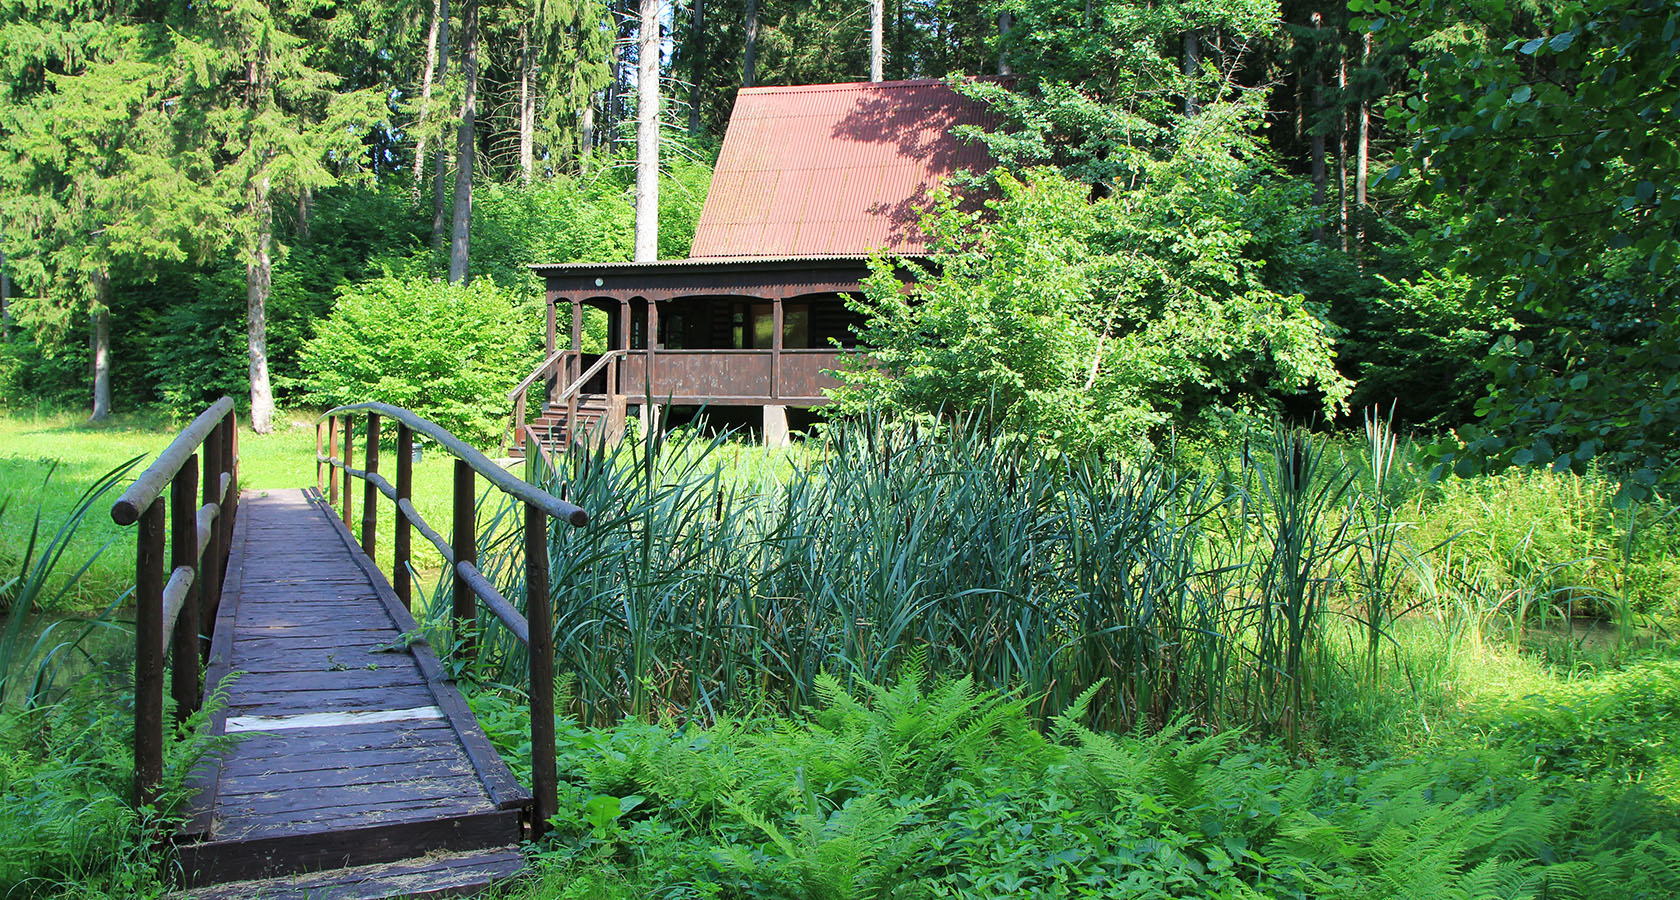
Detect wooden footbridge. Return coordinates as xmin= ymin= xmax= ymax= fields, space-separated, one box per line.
xmin=110 ymin=398 xmax=585 ymax=899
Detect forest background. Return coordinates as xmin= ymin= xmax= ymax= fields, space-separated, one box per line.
xmin=0 ymin=0 xmax=1675 ymax=493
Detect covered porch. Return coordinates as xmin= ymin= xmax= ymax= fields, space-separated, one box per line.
xmin=513 ymin=256 xmax=879 ymax=451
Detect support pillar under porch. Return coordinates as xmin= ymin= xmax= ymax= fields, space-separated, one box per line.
xmin=762 ymin=404 xmax=789 ymax=448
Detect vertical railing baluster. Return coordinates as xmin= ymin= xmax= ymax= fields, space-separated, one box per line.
xmin=452 ymin=459 xmax=477 ymax=658
xmin=328 ymin=416 xmax=340 ymax=509
xmin=362 ymin=413 xmax=380 ymax=557
xmin=395 ymin=423 xmax=414 ymax=608
xmin=342 ymin=416 xmax=354 ymax=530
xmin=226 ymin=409 xmax=239 ymax=568
xmin=170 ymin=455 xmax=200 ymax=722
xmin=200 ymin=420 xmax=224 ymax=647
xmin=316 ymin=421 xmax=324 ymax=493
xmin=134 ymin=497 xmax=166 ymax=808
xmin=525 ymin=499 xmax=556 ymax=839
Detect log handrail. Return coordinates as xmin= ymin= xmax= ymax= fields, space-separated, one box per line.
xmin=110 ymin=396 xmax=239 ymax=809
xmin=506 ymin=348 xmax=573 ymax=404
xmin=316 ymin=402 xmax=583 ymax=839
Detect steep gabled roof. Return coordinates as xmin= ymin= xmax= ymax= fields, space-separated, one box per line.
xmin=689 ymin=79 xmax=999 ymax=260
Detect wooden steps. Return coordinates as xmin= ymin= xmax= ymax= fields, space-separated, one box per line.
xmin=171 ymin=845 xmax=524 ymax=900
xmin=172 ymin=489 xmax=529 ymax=898
xmin=512 ymin=397 xmax=611 ymax=459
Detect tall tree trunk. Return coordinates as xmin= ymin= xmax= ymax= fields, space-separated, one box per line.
xmin=997 ymin=11 xmax=1012 ymax=75
xmin=604 ymin=2 xmax=624 ymax=152
xmin=688 ymin=0 xmax=704 ymax=135
xmin=581 ymin=100 xmax=596 ymax=159
xmin=1309 ymin=13 xmax=1326 ymax=244
xmin=297 ymin=187 xmax=313 ymax=242
xmin=1183 ymin=29 xmax=1201 ymax=116
xmin=413 ymin=0 xmax=442 ymax=199
xmin=869 ymin=0 xmax=883 ymax=82
xmin=432 ymin=0 xmax=451 ymax=252
xmin=1337 ymin=51 xmax=1348 ymax=252
xmin=247 ymin=177 xmax=275 ymax=434
xmin=519 ymin=18 xmax=535 ymax=181
xmin=90 ymin=271 xmax=111 ymax=421
xmin=634 ymin=0 xmax=659 ymax=262
xmin=741 ymin=0 xmax=758 ymax=88
xmin=894 ymin=0 xmax=905 ymax=79
xmin=1355 ymin=31 xmax=1371 ymax=261
xmin=0 ymin=225 xmax=10 ymax=340
xmin=449 ymin=0 xmax=479 ymax=284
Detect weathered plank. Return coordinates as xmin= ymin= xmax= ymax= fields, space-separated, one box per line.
xmin=174 ymin=488 xmax=529 ymax=894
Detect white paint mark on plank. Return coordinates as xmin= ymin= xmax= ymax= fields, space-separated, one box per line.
xmin=225 ymin=706 xmax=445 ymax=733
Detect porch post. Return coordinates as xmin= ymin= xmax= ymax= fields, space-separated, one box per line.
xmin=618 ymin=297 xmax=631 ymax=399
xmin=545 ymin=288 xmax=557 ymax=357
xmin=771 ymin=295 xmax=783 ymax=401
xmin=569 ymin=297 xmax=583 ymax=385
xmin=646 ymin=298 xmax=659 ymax=398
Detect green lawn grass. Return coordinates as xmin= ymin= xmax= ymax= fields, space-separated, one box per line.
xmin=0 ymin=406 xmax=527 ymax=613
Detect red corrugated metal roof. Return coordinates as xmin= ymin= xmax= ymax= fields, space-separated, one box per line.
xmin=689 ymin=79 xmax=1000 ymax=259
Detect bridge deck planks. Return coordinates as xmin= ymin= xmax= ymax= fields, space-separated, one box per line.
xmin=176 ymin=488 xmax=529 ymax=891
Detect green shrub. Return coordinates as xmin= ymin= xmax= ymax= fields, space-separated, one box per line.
xmin=300 ymin=270 xmax=541 ymax=447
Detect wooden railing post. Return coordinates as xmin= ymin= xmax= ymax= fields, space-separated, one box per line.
xmin=452 ymin=459 xmax=477 ymax=658
xmin=361 ymin=413 xmax=380 ymax=557
xmin=134 ymin=497 xmax=166 ymax=808
xmin=394 ymin=423 xmax=414 ymax=608
xmin=222 ymin=409 xmax=239 ymax=579
xmin=342 ymin=416 xmax=354 ymax=531
xmin=316 ymin=421 xmax=324 ymax=493
xmin=328 ymin=416 xmax=340 ymax=508
xmin=200 ymin=420 xmax=224 ymax=646
xmin=525 ymin=500 xmax=556 ymax=839
xmin=170 ymin=455 xmax=201 ymax=722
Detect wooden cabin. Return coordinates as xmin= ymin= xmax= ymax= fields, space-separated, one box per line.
xmin=516 ymin=78 xmax=998 ymax=452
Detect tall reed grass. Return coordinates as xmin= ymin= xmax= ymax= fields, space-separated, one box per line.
xmin=446 ymin=410 xmax=1676 ymax=740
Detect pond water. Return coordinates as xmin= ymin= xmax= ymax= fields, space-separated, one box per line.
xmin=0 ymin=610 xmax=133 ymax=707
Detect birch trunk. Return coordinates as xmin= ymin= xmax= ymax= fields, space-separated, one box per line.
xmin=1355 ymin=31 xmax=1371 ymax=261
xmin=1337 ymin=52 xmax=1348 ymax=252
xmin=413 ymin=0 xmax=441 ymax=198
xmin=634 ymin=0 xmax=659 ymax=262
xmin=519 ymin=19 xmax=535 ymax=182
xmin=870 ymin=0 xmax=883 ymax=82
xmin=432 ymin=0 xmax=451 ymax=251
xmin=90 ymin=271 xmax=111 ymax=421
xmin=449 ymin=0 xmax=479 ymax=284
xmin=247 ymin=176 xmax=275 ymax=434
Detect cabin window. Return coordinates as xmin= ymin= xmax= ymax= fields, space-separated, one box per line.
xmin=783 ymin=303 xmax=810 ymax=349
xmin=732 ymin=307 xmax=746 ymax=349
xmin=752 ymin=303 xmax=774 ymax=348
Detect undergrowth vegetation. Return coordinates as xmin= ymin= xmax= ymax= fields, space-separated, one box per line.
xmin=471 ymin=662 xmax=1680 ymax=900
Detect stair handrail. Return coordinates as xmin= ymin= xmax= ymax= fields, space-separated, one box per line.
xmin=506 ymin=348 xmax=573 ymax=404
xmin=315 ymin=401 xmax=587 ymax=839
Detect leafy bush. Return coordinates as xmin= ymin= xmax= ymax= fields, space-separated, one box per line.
xmin=300 ymin=270 xmax=541 ymax=447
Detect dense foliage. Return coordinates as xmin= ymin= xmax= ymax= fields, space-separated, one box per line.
xmin=300 ymin=271 xmax=542 ymax=445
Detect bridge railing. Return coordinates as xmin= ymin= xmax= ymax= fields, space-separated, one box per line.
xmin=315 ymin=402 xmax=588 ymax=839
xmin=110 ymin=396 xmax=239 ymax=808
